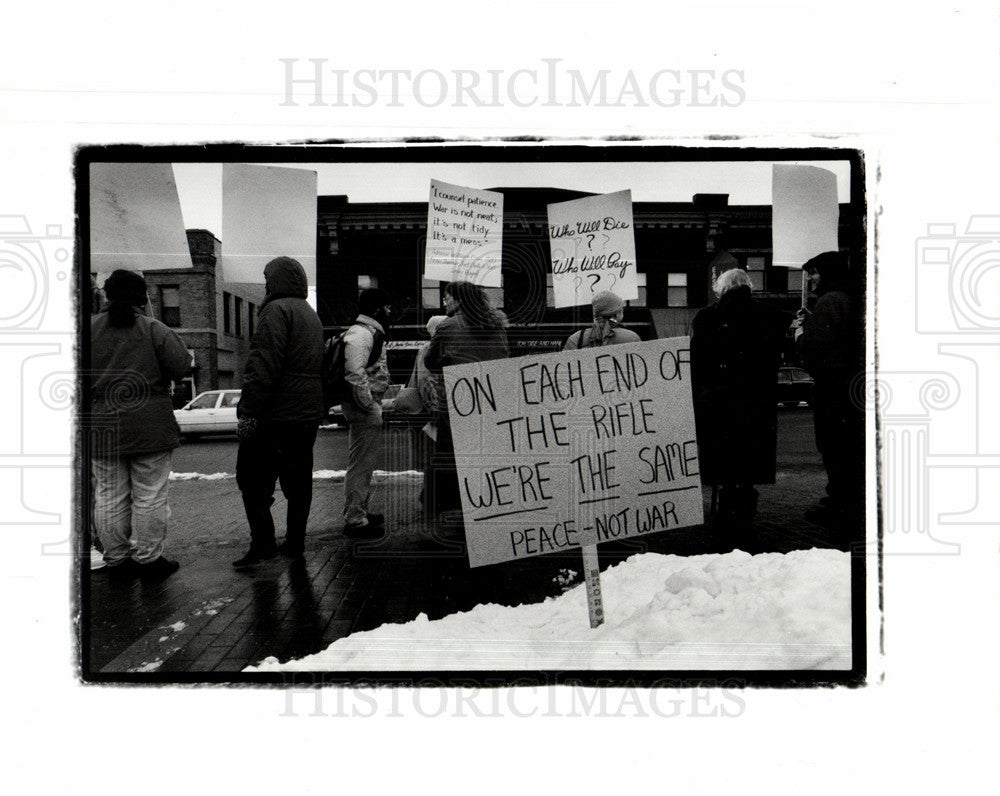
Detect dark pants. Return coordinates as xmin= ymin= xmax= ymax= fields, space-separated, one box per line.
xmin=812 ymin=371 xmax=863 ymax=513
xmin=427 ymin=416 xmax=462 ymax=514
xmin=236 ymin=420 xmax=319 ymax=552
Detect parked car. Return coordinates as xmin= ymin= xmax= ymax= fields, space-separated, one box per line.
xmin=326 ymin=384 xmax=402 ymax=427
xmin=174 ymin=390 xmax=241 ymax=438
xmin=776 ymin=367 xmax=814 ymax=407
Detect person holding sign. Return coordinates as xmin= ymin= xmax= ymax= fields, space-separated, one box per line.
xmin=795 ymin=251 xmax=863 ymax=530
xmin=425 ymin=281 xmax=509 ymax=526
xmin=691 ymin=268 xmax=790 ymax=542
xmin=563 ymin=291 xmax=640 ymax=350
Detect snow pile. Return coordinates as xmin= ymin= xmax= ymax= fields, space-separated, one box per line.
xmin=170 ymin=472 xmax=234 ymax=481
xmin=248 ymin=548 xmax=851 ymax=672
xmin=171 ymin=470 xmax=425 ymax=482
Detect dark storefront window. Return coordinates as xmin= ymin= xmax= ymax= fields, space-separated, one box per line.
xmin=160 ymin=285 xmax=181 ymax=327
xmin=223 ymin=291 xmax=231 ymax=334
xmin=234 ymin=297 xmax=243 ymax=336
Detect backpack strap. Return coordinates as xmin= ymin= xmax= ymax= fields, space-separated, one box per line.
xmin=576 ymin=328 xmax=587 ymax=348
xmin=353 ymin=321 xmax=385 ymax=368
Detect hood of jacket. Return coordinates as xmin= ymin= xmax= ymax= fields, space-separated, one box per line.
xmin=262 ymin=257 xmax=308 ymax=305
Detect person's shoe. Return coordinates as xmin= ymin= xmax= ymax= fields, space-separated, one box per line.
xmin=232 ymin=547 xmax=278 ymax=569
xmin=104 ymin=558 xmax=139 ymax=580
xmin=90 ymin=547 xmax=107 ymax=571
xmin=138 ymin=557 xmax=180 ymax=580
xmin=365 ymin=513 xmax=385 ymax=528
xmin=277 ymin=539 xmax=304 ymax=558
xmin=342 ymin=523 xmax=385 ymax=539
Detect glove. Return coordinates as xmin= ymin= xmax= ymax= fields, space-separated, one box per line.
xmin=366 ymin=403 xmax=383 ymax=427
xmin=237 ymin=416 xmax=259 ymax=441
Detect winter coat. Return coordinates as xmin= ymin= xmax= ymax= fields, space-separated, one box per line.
xmin=690 ymin=286 xmax=790 ymax=485
xmin=238 ymin=258 xmax=325 ymax=423
xmin=425 ymin=311 xmax=510 ymax=373
xmin=342 ymin=314 xmax=390 ymax=412
xmin=798 ymin=289 xmax=860 ymax=377
xmin=90 ymin=310 xmax=192 ymax=456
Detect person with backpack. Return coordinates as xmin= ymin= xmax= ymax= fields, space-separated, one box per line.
xmin=339 ymin=288 xmax=393 ymax=538
xmin=232 ymin=257 xmax=325 ymax=568
xmin=563 ymin=291 xmax=640 ymax=350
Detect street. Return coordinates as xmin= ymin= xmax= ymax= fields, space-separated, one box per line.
xmin=173 ymin=406 xmax=821 ymax=476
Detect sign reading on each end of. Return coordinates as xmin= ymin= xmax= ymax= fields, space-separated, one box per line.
xmin=424 ymin=179 xmax=503 ymax=287
xmin=548 ymin=190 xmax=638 ymax=308
xmin=442 ymin=337 xmax=704 ymax=568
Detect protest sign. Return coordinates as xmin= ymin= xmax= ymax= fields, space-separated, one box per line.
xmin=547 ymin=190 xmax=638 ymax=307
xmin=221 ymin=164 xmax=317 ymax=285
xmin=90 ymin=163 xmax=193 ymax=272
xmin=424 ymin=179 xmax=503 ymax=287
xmin=443 ymin=337 xmax=703 ymax=568
xmin=772 ymin=164 xmax=840 ymax=267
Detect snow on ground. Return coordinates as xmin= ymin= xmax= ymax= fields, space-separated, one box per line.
xmin=247 ymin=548 xmax=851 ymax=672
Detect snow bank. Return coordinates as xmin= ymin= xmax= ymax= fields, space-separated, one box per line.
xmin=248 ymin=548 xmax=851 ymax=672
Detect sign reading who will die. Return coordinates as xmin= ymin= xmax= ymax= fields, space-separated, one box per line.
xmin=442 ymin=337 xmax=704 ymax=568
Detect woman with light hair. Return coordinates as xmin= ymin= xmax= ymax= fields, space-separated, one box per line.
xmin=691 ymin=266 xmax=790 ymax=545
xmin=564 ymin=291 xmax=640 ymax=350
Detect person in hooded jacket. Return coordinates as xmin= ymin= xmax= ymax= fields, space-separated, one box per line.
xmin=90 ymin=270 xmax=192 ymax=579
xmin=233 ymin=257 xmax=325 ymax=568
xmin=340 ymin=288 xmax=393 ymax=538
xmin=691 ymin=268 xmax=790 ymax=539
xmin=795 ymin=250 xmax=864 ymax=528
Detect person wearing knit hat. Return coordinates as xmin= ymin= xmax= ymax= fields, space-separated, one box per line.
xmin=563 ymin=291 xmax=641 ymax=349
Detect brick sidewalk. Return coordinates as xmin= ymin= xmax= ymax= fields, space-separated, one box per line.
xmin=84 ymin=456 xmax=852 ymax=677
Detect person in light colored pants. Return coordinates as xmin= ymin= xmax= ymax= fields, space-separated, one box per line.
xmin=91 ymin=451 xmax=172 ymax=564
xmin=341 ymin=402 xmax=385 ymax=528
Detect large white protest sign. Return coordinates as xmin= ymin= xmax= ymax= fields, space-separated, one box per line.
xmin=772 ymin=164 xmax=840 ymax=268
xmin=443 ymin=337 xmax=703 ymax=568
xmin=548 ymin=190 xmax=638 ymax=307
xmin=221 ymin=164 xmax=317 ymax=285
xmin=90 ymin=163 xmax=192 ymax=272
xmin=424 ymin=179 xmax=503 ymax=287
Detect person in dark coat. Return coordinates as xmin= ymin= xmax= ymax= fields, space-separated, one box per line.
xmin=691 ymin=268 xmax=790 ymax=537
xmin=233 ymin=256 xmax=325 ymax=568
xmin=795 ymin=250 xmax=863 ymax=528
xmin=90 ymin=270 xmax=192 ymax=579
xmin=424 ymin=281 xmax=509 ymax=526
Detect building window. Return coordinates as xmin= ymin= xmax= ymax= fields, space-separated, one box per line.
xmin=787 ymin=268 xmax=804 ymax=294
xmin=747 ymin=256 xmax=765 ymax=292
xmin=160 ymin=286 xmax=181 ymax=327
xmin=628 ymin=273 xmax=648 ymax=308
xmin=223 ymin=292 xmax=231 ymax=334
xmin=234 ymin=297 xmax=243 ymax=336
xmin=667 ymin=273 xmax=688 ymax=307
xmin=248 ymin=303 xmax=255 ymax=338
xmin=421 ymin=278 xmax=441 ymax=309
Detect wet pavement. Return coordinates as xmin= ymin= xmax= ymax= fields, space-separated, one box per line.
xmin=83 ymin=409 xmax=862 ymax=678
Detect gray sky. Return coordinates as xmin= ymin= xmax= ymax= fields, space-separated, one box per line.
xmin=173 ymin=160 xmax=852 ymax=239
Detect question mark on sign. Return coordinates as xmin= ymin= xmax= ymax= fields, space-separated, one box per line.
xmin=586 ymin=234 xmax=595 ymax=250
xmin=589 ymin=274 xmax=601 ymax=292
xmin=573 ymin=275 xmax=583 ymax=296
